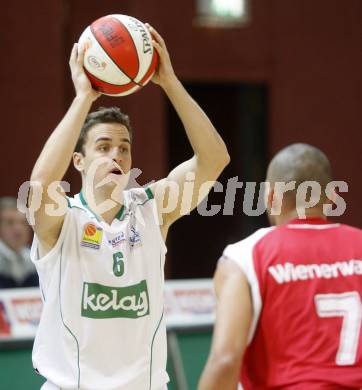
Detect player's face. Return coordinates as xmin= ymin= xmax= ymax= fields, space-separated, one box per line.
xmin=76 ymin=123 xmax=132 ymax=189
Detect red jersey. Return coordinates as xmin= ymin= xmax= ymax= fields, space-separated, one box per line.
xmin=223 ymin=218 xmax=362 ymax=389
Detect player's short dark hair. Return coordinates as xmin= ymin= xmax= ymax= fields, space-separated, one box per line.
xmin=266 ymin=143 xmax=333 ymax=205
xmin=267 ymin=143 xmax=332 ymax=185
xmin=75 ymin=107 xmax=133 ymax=155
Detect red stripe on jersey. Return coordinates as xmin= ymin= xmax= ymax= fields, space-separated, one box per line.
xmin=85 ymin=69 xmax=139 ymax=95
xmin=91 ymin=16 xmax=139 ymax=80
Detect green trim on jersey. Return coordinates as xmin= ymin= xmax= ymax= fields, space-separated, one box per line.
xmin=66 ymin=196 xmax=86 ymax=212
xmin=149 ymin=310 xmax=164 ymax=390
xmin=79 ymin=191 xmax=126 ymax=221
xmin=145 ymin=187 xmax=154 ymax=201
xmin=79 ymin=191 xmax=87 ymax=206
xmin=78 ymin=187 xmax=153 ymax=222
xmin=149 ymin=249 xmax=164 ymax=390
xmin=114 ymin=205 xmax=125 ymax=220
xmin=59 ymin=244 xmax=81 ymax=388
xmin=79 ymin=191 xmax=102 ymax=222
xmin=136 ymin=188 xmax=154 ymax=207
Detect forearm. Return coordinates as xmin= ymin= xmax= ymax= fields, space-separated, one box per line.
xmin=199 ymin=263 xmax=251 ymax=390
xmin=162 ymin=77 xmax=229 ymax=166
xmin=198 ymin=356 xmax=240 ymax=390
xmin=31 ymin=94 xmax=93 ymax=184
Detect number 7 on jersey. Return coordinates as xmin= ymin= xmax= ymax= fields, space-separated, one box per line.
xmin=315 ymin=291 xmax=362 ymax=366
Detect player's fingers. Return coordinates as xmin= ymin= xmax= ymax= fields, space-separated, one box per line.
xmin=152 ymin=40 xmax=163 ymax=56
xmin=77 ymin=43 xmax=86 ymax=66
xmin=69 ymin=43 xmax=78 ymax=66
xmin=146 ymin=24 xmax=165 ymax=47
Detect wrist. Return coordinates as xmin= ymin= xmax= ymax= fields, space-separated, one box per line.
xmin=74 ymin=92 xmax=95 ymax=104
xmin=160 ymin=74 xmax=180 ymax=92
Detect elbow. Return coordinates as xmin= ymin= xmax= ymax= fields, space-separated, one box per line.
xmin=222 ymin=149 xmax=231 ymax=168
xmin=216 ymin=146 xmax=231 ymax=172
xmin=30 ymin=172 xmax=40 ymax=183
xmin=204 ymin=140 xmax=230 ymax=171
xmin=198 ymin=152 xmax=230 ymax=173
xmin=29 ymin=174 xmax=53 ymax=196
xmin=30 ymin=167 xmax=53 ymax=186
xmin=30 ymin=166 xmax=43 ymax=183
xmin=199 ymin=148 xmax=230 ymax=176
xmin=30 ymin=173 xmax=46 ymax=187
xmin=218 ymin=139 xmax=231 ymax=169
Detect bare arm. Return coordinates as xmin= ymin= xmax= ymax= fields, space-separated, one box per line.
xmin=30 ymin=43 xmax=100 ymax=253
xmin=147 ymin=25 xmax=230 ymax=237
xmin=198 ymin=258 xmax=252 ymax=390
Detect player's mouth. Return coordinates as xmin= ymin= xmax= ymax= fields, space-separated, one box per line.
xmin=110 ymin=167 xmax=122 ymax=175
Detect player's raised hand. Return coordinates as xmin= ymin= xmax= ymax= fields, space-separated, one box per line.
xmin=69 ymin=43 xmax=100 ymax=101
xmin=145 ymin=24 xmax=176 ymax=88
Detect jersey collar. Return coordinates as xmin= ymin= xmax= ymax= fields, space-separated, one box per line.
xmin=285 ymin=217 xmax=340 ymax=230
xmin=78 ymin=191 xmax=126 ymax=221
xmin=287 ymin=217 xmax=330 ymax=225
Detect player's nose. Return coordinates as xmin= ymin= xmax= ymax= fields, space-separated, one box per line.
xmin=110 ymin=147 xmax=123 ymax=161
xmin=112 ymin=157 xmax=123 ymax=168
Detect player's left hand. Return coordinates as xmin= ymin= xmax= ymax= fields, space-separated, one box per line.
xmin=145 ymin=24 xmax=177 ymax=88
xmin=69 ymin=42 xmax=101 ymax=101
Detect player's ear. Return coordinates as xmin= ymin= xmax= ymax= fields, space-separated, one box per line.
xmin=73 ymin=152 xmax=85 ymax=172
xmin=264 ymin=181 xmax=274 ymax=211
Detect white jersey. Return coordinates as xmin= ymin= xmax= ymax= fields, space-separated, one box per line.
xmin=30 ymin=187 xmax=169 ymax=390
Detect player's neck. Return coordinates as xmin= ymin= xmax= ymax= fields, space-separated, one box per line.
xmin=81 ymin=185 xmax=125 ymax=224
xmin=275 ymin=207 xmax=327 ymax=225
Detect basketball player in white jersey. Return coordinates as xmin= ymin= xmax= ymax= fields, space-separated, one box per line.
xmin=29 ymin=25 xmax=229 ymax=390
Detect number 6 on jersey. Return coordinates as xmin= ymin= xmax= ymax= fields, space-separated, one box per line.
xmin=113 ymin=251 xmax=125 ymax=277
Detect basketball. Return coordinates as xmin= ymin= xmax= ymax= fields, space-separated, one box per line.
xmin=78 ymin=14 xmax=158 ymax=96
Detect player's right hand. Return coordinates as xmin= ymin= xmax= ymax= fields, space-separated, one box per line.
xmin=69 ymin=43 xmax=100 ymax=101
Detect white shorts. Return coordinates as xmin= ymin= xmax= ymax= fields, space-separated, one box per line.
xmin=41 ymin=381 xmax=168 ymax=390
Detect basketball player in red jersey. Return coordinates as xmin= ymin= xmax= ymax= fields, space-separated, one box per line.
xmin=199 ymin=143 xmax=362 ymax=390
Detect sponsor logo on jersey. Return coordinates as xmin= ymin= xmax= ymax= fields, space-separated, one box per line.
xmin=268 ymin=259 xmax=362 ymax=284
xmin=81 ymin=280 xmax=149 ymax=319
xmin=108 ymin=232 xmax=126 ymax=248
xmin=81 ymin=223 xmax=103 ymax=249
xmin=129 ymin=225 xmax=141 ymax=247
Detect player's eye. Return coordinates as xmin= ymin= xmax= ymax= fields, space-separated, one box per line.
xmin=98 ymin=144 xmax=110 ymax=152
xmin=120 ymin=146 xmax=129 ymax=153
